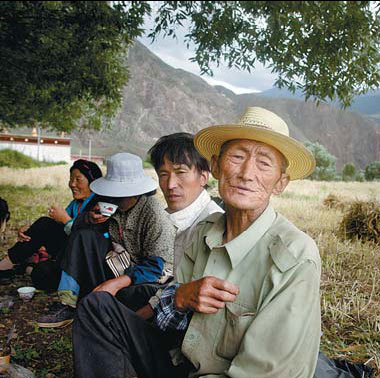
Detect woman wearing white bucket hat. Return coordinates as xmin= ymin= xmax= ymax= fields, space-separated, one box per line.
xmin=37 ymin=152 xmax=176 ymax=328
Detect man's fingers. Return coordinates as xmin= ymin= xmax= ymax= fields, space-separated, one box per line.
xmin=203 ymin=277 xmax=240 ymax=295
xmin=209 ymin=288 xmax=237 ymax=303
xmin=196 ymin=296 xmax=227 ymax=311
xmin=196 ymin=304 xmax=221 ymax=314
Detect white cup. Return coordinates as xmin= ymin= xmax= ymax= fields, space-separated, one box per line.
xmin=17 ymin=286 xmax=36 ymax=302
xmin=98 ymin=202 xmax=118 ymax=217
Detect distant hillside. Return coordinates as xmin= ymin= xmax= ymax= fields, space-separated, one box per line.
xmin=71 ymin=41 xmax=380 ymax=170
xmin=258 ymin=87 xmax=380 ymax=117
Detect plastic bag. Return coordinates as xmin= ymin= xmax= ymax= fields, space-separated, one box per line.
xmin=314 ymin=352 xmax=374 ymax=378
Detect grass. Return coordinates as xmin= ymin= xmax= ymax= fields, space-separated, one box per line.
xmin=0 ymin=149 xmax=66 ymax=169
xmin=1 ymin=171 xmax=380 ymax=375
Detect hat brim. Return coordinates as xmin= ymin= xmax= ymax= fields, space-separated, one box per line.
xmin=90 ymin=176 xmax=158 ymax=197
xmin=194 ymin=125 xmax=316 ymax=180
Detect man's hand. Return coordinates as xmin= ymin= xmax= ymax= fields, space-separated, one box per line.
xmin=175 ymin=276 xmax=239 ymax=314
xmin=87 ymin=204 xmax=109 ymax=225
xmin=136 ymin=304 xmax=154 ymax=320
xmin=92 ymin=275 xmax=132 ymax=296
xmin=48 ymin=205 xmax=71 ymax=224
xmin=17 ymin=225 xmax=31 ymax=242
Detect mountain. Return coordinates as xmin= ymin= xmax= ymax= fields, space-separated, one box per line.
xmin=71 ymin=41 xmax=380 ymax=170
xmin=349 ymin=90 xmax=380 ymax=118
xmin=258 ymin=87 xmax=380 ymax=118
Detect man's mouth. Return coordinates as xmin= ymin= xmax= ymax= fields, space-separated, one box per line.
xmin=168 ymin=193 xmax=181 ymax=200
xmin=231 ymin=185 xmax=254 ymax=193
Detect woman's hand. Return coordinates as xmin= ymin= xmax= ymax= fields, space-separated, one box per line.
xmin=48 ymin=205 xmax=71 ymax=225
xmin=86 ymin=204 xmax=109 ymax=225
xmin=92 ymin=275 xmax=132 ymax=296
xmin=17 ymin=225 xmax=31 ymax=242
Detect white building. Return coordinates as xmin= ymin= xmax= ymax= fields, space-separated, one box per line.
xmin=0 ymin=132 xmax=71 ymax=163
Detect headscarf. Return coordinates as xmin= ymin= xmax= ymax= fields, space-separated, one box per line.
xmin=70 ymin=159 xmax=102 ymax=184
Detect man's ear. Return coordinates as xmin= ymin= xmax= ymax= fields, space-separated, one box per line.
xmin=210 ymin=155 xmax=220 ymax=179
xmin=200 ymin=170 xmax=209 ymax=187
xmin=273 ymin=173 xmax=290 ymax=195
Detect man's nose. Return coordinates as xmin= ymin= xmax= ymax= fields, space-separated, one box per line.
xmin=167 ymin=174 xmax=178 ymax=189
xmin=238 ymin=159 xmax=257 ymax=180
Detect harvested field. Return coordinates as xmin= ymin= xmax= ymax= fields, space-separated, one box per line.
xmin=0 ymin=172 xmax=380 ymax=377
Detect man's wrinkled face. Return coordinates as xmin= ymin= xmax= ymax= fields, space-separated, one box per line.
xmin=211 ymin=139 xmax=289 ymax=212
xmin=158 ymin=156 xmax=208 ymax=213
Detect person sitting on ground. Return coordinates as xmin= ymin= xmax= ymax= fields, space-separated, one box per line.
xmin=0 ymin=197 xmax=10 ymax=239
xmin=36 ymin=152 xmax=176 ymax=328
xmin=117 ymin=132 xmax=224 ymax=316
xmin=73 ymin=107 xmax=321 ymax=378
xmin=0 ymin=160 xmax=102 ymax=288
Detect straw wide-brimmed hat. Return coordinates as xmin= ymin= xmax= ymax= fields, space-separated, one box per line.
xmin=194 ymin=107 xmax=315 ymax=180
xmin=90 ymin=153 xmax=158 ymax=197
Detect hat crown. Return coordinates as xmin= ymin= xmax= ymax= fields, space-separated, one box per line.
xmin=106 ymin=153 xmax=145 ymax=183
xmin=238 ymin=107 xmax=289 ymax=136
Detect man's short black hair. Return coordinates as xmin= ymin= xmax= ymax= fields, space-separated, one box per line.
xmin=148 ymin=132 xmax=210 ymax=173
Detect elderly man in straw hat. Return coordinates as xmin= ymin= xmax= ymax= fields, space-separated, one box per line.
xmin=73 ymin=107 xmax=321 ymax=378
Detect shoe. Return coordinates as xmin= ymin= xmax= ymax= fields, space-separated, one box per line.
xmin=37 ymin=303 xmax=75 ymax=328
xmin=0 ymin=269 xmax=15 ymax=285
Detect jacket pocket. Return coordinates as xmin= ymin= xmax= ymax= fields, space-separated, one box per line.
xmin=215 ymin=302 xmax=256 ymax=360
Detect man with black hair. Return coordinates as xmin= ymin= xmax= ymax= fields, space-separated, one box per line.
xmin=118 ymin=132 xmax=224 ymax=317
xmin=149 ymin=132 xmax=223 ymax=275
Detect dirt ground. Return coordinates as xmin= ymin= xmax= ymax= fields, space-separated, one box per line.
xmin=0 ymin=267 xmax=73 ymax=378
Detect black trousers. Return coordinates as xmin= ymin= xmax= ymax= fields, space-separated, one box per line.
xmin=8 ymin=216 xmax=67 ymax=264
xmin=73 ymin=291 xmax=192 ymax=378
xmin=61 ymin=228 xmax=112 ymax=299
xmin=61 ymin=228 xmax=169 ymax=303
xmin=8 ymin=217 xmax=67 ymax=291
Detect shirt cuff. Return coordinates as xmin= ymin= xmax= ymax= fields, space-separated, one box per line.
xmin=63 ymin=219 xmax=74 ymax=235
xmin=148 ymin=289 xmax=163 ymax=309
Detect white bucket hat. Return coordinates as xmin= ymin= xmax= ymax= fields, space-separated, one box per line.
xmin=194 ymin=107 xmax=316 ymax=180
xmin=90 ymin=153 xmax=158 ymax=197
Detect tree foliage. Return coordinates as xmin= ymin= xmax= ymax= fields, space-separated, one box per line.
xmin=1 ymin=1 xmax=379 ymax=132
xmin=305 ymin=141 xmax=337 ymax=181
xmin=149 ymin=1 xmax=380 ymax=107
xmin=342 ymin=162 xmax=356 ymax=181
xmin=364 ymin=161 xmax=380 ymax=181
xmin=0 ymin=1 xmax=149 ymax=131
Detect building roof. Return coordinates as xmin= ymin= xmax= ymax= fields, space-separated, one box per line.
xmin=0 ymin=133 xmax=70 ymax=146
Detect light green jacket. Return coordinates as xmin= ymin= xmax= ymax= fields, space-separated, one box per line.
xmin=177 ymin=204 xmax=321 ymax=378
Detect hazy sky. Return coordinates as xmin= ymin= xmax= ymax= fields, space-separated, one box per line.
xmin=138 ymin=24 xmax=278 ymax=95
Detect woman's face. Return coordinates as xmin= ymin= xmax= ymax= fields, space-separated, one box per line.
xmin=69 ymin=169 xmax=91 ymax=200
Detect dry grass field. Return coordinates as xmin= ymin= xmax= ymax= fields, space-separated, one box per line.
xmin=0 ymin=165 xmax=379 ymax=376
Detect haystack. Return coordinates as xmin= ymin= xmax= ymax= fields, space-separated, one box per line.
xmin=339 ymin=200 xmax=380 ymax=244
xmin=323 ymin=193 xmax=346 ymax=211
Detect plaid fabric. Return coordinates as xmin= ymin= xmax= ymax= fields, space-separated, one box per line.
xmin=153 ymin=283 xmax=192 ymax=331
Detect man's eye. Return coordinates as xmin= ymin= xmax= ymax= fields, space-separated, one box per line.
xmin=259 ymin=160 xmax=271 ymax=167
